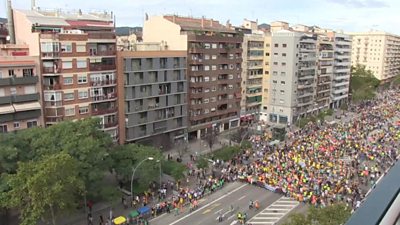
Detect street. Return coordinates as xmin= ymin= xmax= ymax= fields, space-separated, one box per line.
xmin=149 ymin=182 xmax=303 ymax=225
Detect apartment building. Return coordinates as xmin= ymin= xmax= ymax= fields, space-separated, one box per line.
xmin=144 ymin=15 xmax=242 ymax=139
xmin=0 ymin=44 xmax=43 ymax=133
xmin=12 ymin=8 xmax=118 ymax=141
xmin=332 ymin=33 xmax=351 ymax=108
xmin=348 ymin=31 xmax=400 ymax=81
xmin=316 ymin=36 xmax=334 ymax=110
xmin=240 ymin=19 xmax=265 ymax=124
xmin=0 ymin=18 xmax=7 ymax=44
xmin=260 ymin=35 xmax=271 ymax=122
xmin=267 ymin=30 xmax=318 ymax=126
xmin=117 ymin=50 xmax=188 ymax=147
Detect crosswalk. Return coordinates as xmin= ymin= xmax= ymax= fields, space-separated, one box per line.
xmin=246 ymin=196 xmax=299 ymax=225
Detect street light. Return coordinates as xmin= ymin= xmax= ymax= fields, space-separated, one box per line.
xmin=130 ymin=157 xmax=154 ymax=197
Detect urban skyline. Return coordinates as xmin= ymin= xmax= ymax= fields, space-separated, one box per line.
xmin=1 ymin=0 xmax=400 ymax=34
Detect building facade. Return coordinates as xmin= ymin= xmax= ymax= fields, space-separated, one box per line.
xmin=348 ymin=31 xmax=400 ymax=81
xmin=0 ymin=44 xmax=43 ymax=133
xmin=316 ymin=36 xmax=334 ymax=110
xmin=332 ymin=32 xmax=351 ymax=108
xmin=117 ymin=51 xmax=188 ymax=147
xmin=13 ymin=8 xmax=118 ymax=141
xmin=144 ymin=15 xmax=242 ymax=139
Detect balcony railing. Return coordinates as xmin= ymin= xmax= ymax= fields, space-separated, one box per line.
xmin=88 ymin=32 xmax=116 ymax=40
xmin=43 ymin=84 xmax=62 ymax=90
xmin=90 ymin=79 xmax=116 ymax=86
xmin=92 ymin=108 xmax=117 ymax=115
xmin=44 ymin=101 xmax=63 ymax=107
xmin=89 ymin=50 xmax=116 ymax=56
xmin=104 ymin=121 xmax=118 ymax=128
xmin=43 ymin=67 xmax=61 ymax=74
xmin=89 ymin=64 xmax=116 ymax=71
xmin=92 ymin=93 xmax=117 ymax=102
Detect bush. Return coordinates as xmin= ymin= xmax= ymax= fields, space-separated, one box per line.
xmin=211 ymin=146 xmax=241 ymax=161
xmin=162 ymin=160 xmax=187 ymax=181
xmin=241 ymin=140 xmax=252 ymax=149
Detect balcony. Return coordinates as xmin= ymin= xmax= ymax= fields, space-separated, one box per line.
xmin=92 ymin=93 xmax=117 ymax=102
xmin=42 ymin=52 xmax=60 ymax=59
xmin=90 ymin=79 xmax=116 ymax=87
xmin=43 ymin=84 xmax=62 ymax=90
xmin=0 ymin=78 xmax=11 ymax=86
xmin=92 ymin=107 xmax=118 ymax=115
xmin=11 ymin=76 xmax=38 ymax=85
xmin=87 ymin=32 xmax=116 ymax=40
xmin=89 ymin=50 xmax=116 ymax=57
xmin=89 ymin=63 xmax=116 ymax=71
xmin=334 ymin=68 xmax=350 ymax=73
xmin=12 ymin=93 xmax=40 ymax=103
xmin=298 ymin=75 xmax=314 ymax=80
xmin=104 ymin=121 xmax=118 ymax=129
xmin=43 ymin=67 xmax=61 ymax=75
xmin=298 ymin=92 xmax=313 ymax=98
xmin=44 ymin=101 xmax=63 ymax=107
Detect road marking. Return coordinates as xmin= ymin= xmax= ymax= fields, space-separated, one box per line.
xmin=238 ymin=195 xmax=246 ymax=200
xmin=227 ymin=214 xmax=236 ymax=221
xmin=214 ymin=208 xmax=223 ymax=214
xmin=149 ymin=213 xmax=166 ymax=222
xmin=230 ymin=220 xmax=238 ymax=225
xmin=169 ymin=183 xmax=248 ymax=225
xmin=247 ymin=196 xmax=299 ymax=225
xmin=202 ymin=209 xmax=211 ymax=214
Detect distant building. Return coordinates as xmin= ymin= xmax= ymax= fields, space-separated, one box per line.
xmin=12 ymin=8 xmax=118 ymax=141
xmin=347 ymin=31 xmax=400 ymax=81
xmin=0 ymin=18 xmax=8 ymax=44
xmin=117 ymin=50 xmax=188 ymax=147
xmin=143 ymin=15 xmax=242 ymax=139
xmin=0 ymin=44 xmax=43 ymax=133
xmin=117 ymin=33 xmax=138 ymax=51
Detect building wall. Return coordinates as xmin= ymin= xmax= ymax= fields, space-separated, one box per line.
xmin=117 ymin=51 xmax=188 ymax=146
xmin=261 ymin=35 xmax=271 ymax=122
xmin=13 ymin=10 xmax=40 ymax=56
xmin=143 ymin=16 xmax=188 ymax=51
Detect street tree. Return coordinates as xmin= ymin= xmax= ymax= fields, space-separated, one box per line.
xmin=205 ymin=127 xmax=219 ymax=152
xmin=350 ymin=65 xmax=380 ymax=102
xmin=283 ymin=203 xmax=351 ymax=225
xmin=0 ymin=152 xmax=84 ymax=225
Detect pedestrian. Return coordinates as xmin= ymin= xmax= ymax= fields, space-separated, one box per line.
xmin=87 ymin=213 xmax=93 ymax=225
xmin=99 ymin=215 xmax=104 ymax=225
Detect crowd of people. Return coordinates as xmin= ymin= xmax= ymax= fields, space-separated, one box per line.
xmin=222 ymin=90 xmax=400 ymax=210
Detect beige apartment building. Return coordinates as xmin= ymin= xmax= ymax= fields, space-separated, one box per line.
xmin=347 ymin=31 xmax=400 ymax=81
xmin=12 ymin=8 xmax=119 ymax=141
xmin=143 ymin=15 xmax=242 ymax=140
xmin=239 ymin=19 xmax=265 ymax=124
xmin=0 ymin=44 xmax=43 ymax=133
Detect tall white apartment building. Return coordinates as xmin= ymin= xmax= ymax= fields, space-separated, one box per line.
xmin=347 ymin=31 xmax=400 ymax=81
xmin=332 ymin=33 xmax=351 ymax=108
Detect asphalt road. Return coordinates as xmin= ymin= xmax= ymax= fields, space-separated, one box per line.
xmin=149 ymin=182 xmax=303 ymax=225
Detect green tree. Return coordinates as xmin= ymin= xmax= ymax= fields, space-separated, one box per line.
xmin=350 ymin=65 xmax=380 ymax=102
xmin=0 ymin=153 xmax=84 ymax=225
xmin=162 ymin=161 xmax=187 ymax=181
xmin=196 ymin=157 xmax=209 ymax=170
xmin=110 ymin=144 xmax=163 ymax=192
xmin=284 ymin=203 xmax=351 ymax=225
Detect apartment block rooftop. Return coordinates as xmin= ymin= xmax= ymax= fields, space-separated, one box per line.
xmin=163 ymin=15 xmax=236 ymax=33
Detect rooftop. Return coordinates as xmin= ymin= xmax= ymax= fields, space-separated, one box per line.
xmin=163 ymin=15 xmax=235 ymax=33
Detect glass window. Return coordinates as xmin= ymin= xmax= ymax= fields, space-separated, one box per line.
xmin=77 ymin=60 xmax=87 ymax=69
xmin=27 ymin=120 xmax=38 ymax=128
xmin=14 ymin=122 xmax=20 ymax=129
xmin=76 ymin=45 xmax=86 ymax=52
xmin=0 ymin=124 xmax=7 ymax=133
xmin=65 ymin=108 xmax=75 ymax=116
xmin=78 ymin=91 xmax=88 ymax=99
xmin=64 ymin=93 xmax=74 ymax=101
xmin=24 ymin=85 xmax=36 ymax=94
xmin=62 ymin=61 xmax=72 ymax=69
xmin=79 ymin=106 xmax=89 ymax=114
xmin=10 ymin=87 xmax=16 ymax=95
xmin=78 ymin=75 xmax=87 ymax=84
xmin=64 ymin=77 xmax=73 ymax=85
xmin=61 ymin=43 xmax=72 ymax=52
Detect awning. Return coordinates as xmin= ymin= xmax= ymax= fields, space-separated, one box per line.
xmin=0 ymin=105 xmax=15 ymax=114
xmin=112 ymin=216 xmax=126 ymax=225
xmin=137 ymin=206 xmax=150 ymax=214
xmin=13 ymin=102 xmax=41 ymax=112
xmin=128 ymin=210 xmax=139 ymax=218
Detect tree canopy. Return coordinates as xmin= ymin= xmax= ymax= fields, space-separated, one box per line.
xmin=283 ymin=203 xmax=351 ymax=225
xmin=350 ymin=65 xmax=380 ymax=102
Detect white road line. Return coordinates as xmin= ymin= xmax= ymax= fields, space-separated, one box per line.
xmin=238 ymin=195 xmax=247 ymax=201
xmin=169 ymin=183 xmax=248 ymax=225
xmin=227 ymin=214 xmax=236 ymax=221
xmin=214 ymin=208 xmax=223 ymax=214
xmin=149 ymin=213 xmax=166 ymax=222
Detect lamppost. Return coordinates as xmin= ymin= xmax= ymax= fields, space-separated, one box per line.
xmin=130 ymin=157 xmax=154 ymax=197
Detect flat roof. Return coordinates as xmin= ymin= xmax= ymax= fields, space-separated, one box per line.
xmin=345 ymin=159 xmax=400 ymax=225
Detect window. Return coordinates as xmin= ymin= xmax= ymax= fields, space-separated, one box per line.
xmin=79 ymin=106 xmax=89 ymax=114
xmin=27 ymin=120 xmax=38 ymax=128
xmin=211 ymin=44 xmax=217 ymax=49
xmin=273 ymin=80 xmax=277 ymax=84
xmin=64 ymin=77 xmax=73 ymax=85
xmin=204 ymin=43 xmax=211 ymax=49
xmin=204 ymin=55 xmax=210 ymax=60
xmin=204 ymin=65 xmax=210 ymax=71
xmin=282 ymin=62 xmax=286 ymax=66
xmin=61 ymin=43 xmax=72 ymax=52
xmin=204 ymin=98 xmax=209 ymax=103
xmin=78 ymin=91 xmax=88 ymax=99
xmin=0 ymin=88 xmax=4 ymax=97
xmin=41 ymin=42 xmax=59 ymax=53
xmin=211 ymin=55 xmax=217 ymax=59
xmin=279 ymin=99 xmax=284 ymax=104
xmin=77 ymin=60 xmax=87 ymax=69
xmin=211 ymin=97 xmax=217 ymax=102
xmin=0 ymin=71 xmax=2 ymax=78
xmin=283 ymin=44 xmax=287 ymax=48
xmin=10 ymin=87 xmax=16 ymax=95
xmin=274 ymin=53 xmax=278 ymax=56
xmin=282 ymin=53 xmax=287 ymax=57
xmin=8 ymin=69 xmax=15 ymax=76
xmin=24 ymin=85 xmax=36 ymax=94
xmin=211 ymin=86 xmax=216 ymax=92
xmin=0 ymin=125 xmax=7 ymax=133
xmin=274 ymin=44 xmax=278 ymax=47
xmin=265 ymin=52 xmax=270 ymax=56
xmin=62 ymin=61 xmax=73 ymax=69
xmin=281 ymin=72 xmax=286 ymax=76
xmin=64 ymin=93 xmax=74 ymax=101
xmin=281 ymin=81 xmax=286 ymax=85
xmin=211 ymin=65 xmax=217 ymax=70
xmin=280 ymin=90 xmax=285 ymax=95
xmin=65 ymin=108 xmax=75 ymax=116
xmin=78 ymin=75 xmax=87 ymax=84
xmin=228 ymin=74 xmax=234 ymax=79
xmin=272 ymin=71 xmax=278 ymax=75
xmin=23 ymin=69 xmax=34 ymax=77
xmin=204 ymin=77 xmax=209 ymax=82
xmin=273 ymin=62 xmax=278 ymax=65
xmin=266 ymin=43 xmax=270 ymax=47
xmin=204 ymin=109 xmax=209 ymax=114
xmin=14 ymin=122 xmax=20 ymax=129
xmin=76 ymin=45 xmax=86 ymax=52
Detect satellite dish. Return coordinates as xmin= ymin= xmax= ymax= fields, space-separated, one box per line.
xmin=6 ymin=36 xmax=10 ymax=41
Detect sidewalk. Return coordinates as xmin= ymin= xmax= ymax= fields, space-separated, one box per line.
xmin=56 ymin=135 xmax=232 ymax=225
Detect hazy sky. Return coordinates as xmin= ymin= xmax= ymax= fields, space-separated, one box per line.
xmin=1 ymin=0 xmax=399 ymax=34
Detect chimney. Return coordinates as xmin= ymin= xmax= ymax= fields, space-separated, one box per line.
xmin=31 ymin=0 xmax=36 ymax=10
xmin=7 ymin=0 xmax=15 ymax=44
xmin=201 ymin=16 xmax=205 ymax=28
